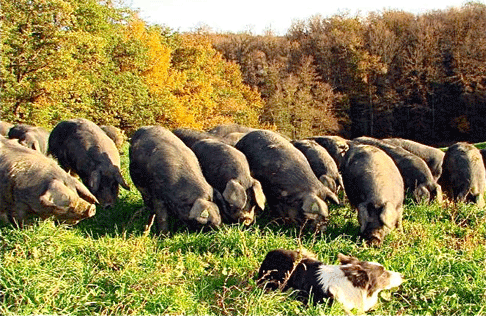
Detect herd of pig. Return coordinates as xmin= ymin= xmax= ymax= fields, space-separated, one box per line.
xmin=0 ymin=118 xmax=485 ymax=246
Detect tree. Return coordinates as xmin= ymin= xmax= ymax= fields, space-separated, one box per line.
xmin=261 ymin=56 xmax=341 ymax=138
xmin=1 ymin=0 xmax=263 ymax=133
xmin=1 ymin=0 xmax=77 ymax=125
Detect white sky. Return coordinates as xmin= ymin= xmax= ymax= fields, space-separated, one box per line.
xmin=126 ymin=0 xmax=477 ymax=35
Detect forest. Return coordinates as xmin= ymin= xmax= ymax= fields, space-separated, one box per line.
xmin=211 ymin=1 xmax=486 ymax=144
xmin=2 ymin=0 xmax=486 ymax=144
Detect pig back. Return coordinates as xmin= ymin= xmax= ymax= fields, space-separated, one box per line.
xmin=130 ymin=126 xmax=214 ymax=211
xmin=191 ymin=139 xmax=253 ymax=193
xmin=8 ymin=124 xmax=50 ymax=155
xmin=384 ymin=138 xmax=444 ymax=180
xmin=292 ymin=139 xmax=342 ymax=193
xmin=49 ymin=118 xmax=121 ymax=172
xmin=235 ymin=130 xmax=322 ymax=198
xmin=440 ymin=142 xmax=486 ymax=201
xmin=310 ymin=135 xmax=350 ymax=168
xmin=342 ymin=144 xmax=404 ymax=209
xmin=100 ymin=125 xmax=126 ymax=151
xmin=172 ymin=128 xmax=221 ymax=148
xmin=206 ymin=124 xmax=255 ymax=137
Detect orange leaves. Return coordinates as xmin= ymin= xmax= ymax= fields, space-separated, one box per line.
xmin=123 ymin=18 xmax=173 ymax=92
xmin=162 ymin=34 xmax=262 ymax=130
xmin=116 ymin=20 xmax=263 ymax=131
xmin=1 ymin=0 xmax=264 ymax=132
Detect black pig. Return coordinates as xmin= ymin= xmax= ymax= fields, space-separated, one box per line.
xmin=191 ymin=138 xmax=266 ymax=225
xmin=235 ymin=130 xmax=338 ymax=231
xmin=48 ymin=118 xmax=130 ymax=208
xmin=354 ymin=136 xmax=442 ymax=204
xmin=129 ymin=126 xmax=222 ymax=233
xmin=440 ymin=142 xmax=486 ymax=207
xmin=341 ymin=144 xmax=404 ymax=245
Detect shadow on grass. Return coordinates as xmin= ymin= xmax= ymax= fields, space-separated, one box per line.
xmin=75 ymin=192 xmax=149 ymax=239
xmin=68 ymin=195 xmax=366 ymax=251
xmin=2 ymin=186 xmax=364 ymax=249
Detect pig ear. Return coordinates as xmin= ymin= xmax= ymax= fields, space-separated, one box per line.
xmin=319 ymin=174 xmax=337 ymax=193
xmin=413 ymin=185 xmax=429 ymax=203
xmin=434 ymin=184 xmax=443 ymax=204
xmin=380 ymin=203 xmax=396 ymax=229
xmin=302 ymin=194 xmax=328 ymax=218
xmin=114 ymin=166 xmax=130 ymax=191
xmin=39 ymin=187 xmax=56 ymax=208
xmin=189 ymin=198 xmax=208 ymax=223
xmin=188 ymin=198 xmax=221 ymax=226
xmin=357 ymin=203 xmax=369 ymax=233
xmin=89 ymin=169 xmax=101 ymax=192
xmin=223 ymin=179 xmax=247 ymax=209
xmin=251 ymin=179 xmax=266 ymax=210
xmin=39 ymin=180 xmax=67 ymax=207
xmin=73 ymin=179 xmax=99 ymax=204
xmin=321 ymin=185 xmax=340 ymax=205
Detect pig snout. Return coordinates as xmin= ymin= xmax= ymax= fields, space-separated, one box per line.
xmin=238 ymin=207 xmax=255 ymax=226
xmin=361 ymin=227 xmax=388 ymax=246
xmin=62 ymin=201 xmax=96 ymax=225
xmin=366 ymin=235 xmax=383 ymax=247
xmin=240 ymin=214 xmax=254 ymax=226
xmin=97 ymin=187 xmax=118 ymax=209
xmin=85 ymin=204 xmax=96 ymax=218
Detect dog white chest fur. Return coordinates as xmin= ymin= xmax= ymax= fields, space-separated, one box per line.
xmin=316 ymin=263 xmax=403 ymax=313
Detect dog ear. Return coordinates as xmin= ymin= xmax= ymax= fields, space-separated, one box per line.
xmin=337 ymin=253 xmax=359 ymax=265
xmin=340 ymin=264 xmax=370 ymax=289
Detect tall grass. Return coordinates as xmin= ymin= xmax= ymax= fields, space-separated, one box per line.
xmin=1 ymin=145 xmax=485 ymax=315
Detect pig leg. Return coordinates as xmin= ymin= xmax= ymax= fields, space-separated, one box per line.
xmin=9 ymin=202 xmax=31 ymax=228
xmin=153 ymin=199 xmax=169 ymax=234
xmin=396 ymin=207 xmax=404 ymax=233
xmin=475 ymin=194 xmax=485 ymax=208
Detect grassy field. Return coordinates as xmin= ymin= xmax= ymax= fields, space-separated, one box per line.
xmin=1 ymin=145 xmax=486 ymax=315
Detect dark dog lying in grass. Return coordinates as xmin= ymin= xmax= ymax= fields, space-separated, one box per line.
xmin=257 ymin=249 xmax=403 ymax=314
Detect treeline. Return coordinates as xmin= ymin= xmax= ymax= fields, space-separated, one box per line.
xmin=0 ymin=0 xmax=262 ymax=133
xmin=3 ymin=0 xmax=486 ymax=143
xmin=211 ymin=2 xmax=486 ymax=143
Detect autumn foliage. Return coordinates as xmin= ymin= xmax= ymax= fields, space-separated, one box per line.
xmin=3 ymin=0 xmax=486 ymax=143
xmin=0 ymin=0 xmax=262 ymax=133
xmin=212 ymin=2 xmax=486 ymax=143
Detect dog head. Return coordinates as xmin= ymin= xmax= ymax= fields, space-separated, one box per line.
xmin=320 ymin=253 xmax=404 ymax=313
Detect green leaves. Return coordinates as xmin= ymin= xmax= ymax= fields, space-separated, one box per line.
xmin=1 ymin=0 xmax=263 ymax=132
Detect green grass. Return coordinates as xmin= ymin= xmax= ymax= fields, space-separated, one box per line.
xmin=474 ymin=142 xmax=486 ymax=150
xmin=1 ymin=145 xmax=486 ymax=315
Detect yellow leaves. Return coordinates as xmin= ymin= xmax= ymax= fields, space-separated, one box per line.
xmin=358 ymin=52 xmax=388 ymax=83
xmin=161 ymin=33 xmax=262 ymax=130
xmin=120 ymin=17 xmax=172 ymax=91
xmin=2 ymin=0 xmax=263 ymax=132
xmin=124 ymin=19 xmax=146 ymax=41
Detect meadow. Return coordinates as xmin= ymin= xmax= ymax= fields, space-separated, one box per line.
xmin=1 ymin=144 xmax=485 ymax=315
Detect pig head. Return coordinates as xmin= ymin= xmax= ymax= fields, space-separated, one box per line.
xmin=221 ymin=179 xmax=266 ymax=225
xmin=37 ymin=179 xmax=97 ymax=224
xmin=87 ymin=161 xmax=130 ymax=208
xmin=358 ymin=201 xmax=402 ymax=246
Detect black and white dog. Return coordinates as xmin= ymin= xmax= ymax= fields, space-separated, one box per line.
xmin=257 ymin=249 xmax=403 ymax=313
